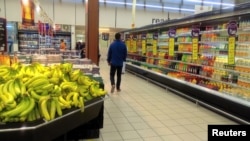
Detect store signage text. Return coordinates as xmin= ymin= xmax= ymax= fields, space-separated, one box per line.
xmin=152 ymin=18 xmax=168 ymax=24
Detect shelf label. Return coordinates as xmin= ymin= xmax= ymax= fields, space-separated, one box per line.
xmin=169 ymin=38 xmax=175 ymax=56
xmin=192 ymin=38 xmax=198 ymax=60
xmin=228 ymin=36 xmax=235 ymax=65
xmin=142 ymin=40 xmax=146 ymax=54
xmin=153 ymin=40 xmax=157 ymax=55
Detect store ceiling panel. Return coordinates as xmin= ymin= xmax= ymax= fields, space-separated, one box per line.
xmin=61 ymin=0 xmax=248 ymax=14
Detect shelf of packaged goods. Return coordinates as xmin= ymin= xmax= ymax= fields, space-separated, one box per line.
xmin=128 ymin=59 xmax=250 ymax=98
xmin=0 ymin=96 xmax=107 ymax=141
xmin=125 ymin=62 xmax=250 ymax=124
xmin=176 ymin=42 xmax=193 ymax=44
xmin=176 ymin=32 xmax=192 ymax=37
xmin=200 ymin=29 xmax=228 ymax=34
xmin=199 ymin=41 xmax=228 ymax=44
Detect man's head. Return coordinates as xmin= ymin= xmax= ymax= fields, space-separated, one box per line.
xmin=115 ymin=33 xmax=121 ymax=40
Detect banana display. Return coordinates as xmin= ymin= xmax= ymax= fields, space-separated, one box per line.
xmin=0 ymin=62 xmax=107 ymax=123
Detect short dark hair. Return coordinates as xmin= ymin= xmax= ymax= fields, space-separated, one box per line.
xmin=115 ymin=33 xmax=121 ymax=40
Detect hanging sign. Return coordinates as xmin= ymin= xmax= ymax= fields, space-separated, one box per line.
xmin=191 ymin=25 xmax=200 ymax=37
xmin=152 ymin=33 xmax=158 ymax=55
xmin=192 ymin=38 xmax=199 ymax=60
xmin=169 ymin=38 xmax=175 ymax=56
xmin=132 ymin=35 xmax=137 ymax=53
xmin=168 ymin=28 xmax=176 ymax=56
xmin=21 ymin=0 xmax=35 ymax=26
xmin=227 ymin=21 xmax=237 ymax=65
xmin=102 ymin=33 xmax=109 ymax=41
xmin=125 ymin=34 xmax=131 ymax=52
xmin=141 ymin=33 xmax=146 ymax=54
xmin=228 ymin=37 xmax=235 ymax=65
xmin=0 ymin=18 xmax=7 ymax=52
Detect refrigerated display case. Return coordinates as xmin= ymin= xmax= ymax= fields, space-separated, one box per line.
xmin=121 ymin=2 xmax=250 ymax=124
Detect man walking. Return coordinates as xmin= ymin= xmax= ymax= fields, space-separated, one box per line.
xmin=107 ymin=33 xmax=127 ymax=93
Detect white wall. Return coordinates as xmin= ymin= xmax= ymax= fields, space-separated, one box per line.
xmin=0 ymin=0 xmax=189 ymax=28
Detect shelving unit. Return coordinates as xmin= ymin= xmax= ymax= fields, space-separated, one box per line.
xmin=121 ymin=2 xmax=250 ymax=124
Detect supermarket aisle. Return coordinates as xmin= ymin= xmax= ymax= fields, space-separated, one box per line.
xmin=87 ymin=47 xmax=237 ymax=141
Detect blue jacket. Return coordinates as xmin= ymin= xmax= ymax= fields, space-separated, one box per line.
xmin=107 ymin=40 xmax=127 ymax=66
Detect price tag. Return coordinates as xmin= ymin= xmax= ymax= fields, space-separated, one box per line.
xmin=228 ymin=36 xmax=235 ymax=65
xmin=132 ymin=40 xmax=137 ymax=52
xmin=153 ymin=40 xmax=157 ymax=55
xmin=169 ymin=38 xmax=175 ymax=56
xmin=192 ymin=38 xmax=198 ymax=60
xmin=142 ymin=40 xmax=146 ymax=54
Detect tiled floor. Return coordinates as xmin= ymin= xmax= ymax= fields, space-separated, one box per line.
xmin=83 ymin=47 xmax=237 ymax=141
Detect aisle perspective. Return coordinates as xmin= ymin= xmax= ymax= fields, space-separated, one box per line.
xmin=120 ymin=2 xmax=250 ymax=124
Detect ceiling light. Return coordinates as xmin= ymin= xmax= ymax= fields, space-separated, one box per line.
xmin=186 ymin=0 xmax=234 ymax=7
xmin=99 ymin=0 xmax=195 ymax=12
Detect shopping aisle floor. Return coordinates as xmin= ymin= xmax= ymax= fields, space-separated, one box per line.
xmin=85 ymin=47 xmax=237 ymax=141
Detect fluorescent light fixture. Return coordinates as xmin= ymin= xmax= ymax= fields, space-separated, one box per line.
xmin=186 ymin=0 xmax=234 ymax=7
xmin=99 ymin=0 xmax=195 ymax=12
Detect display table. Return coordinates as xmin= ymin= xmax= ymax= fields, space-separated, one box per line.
xmin=0 ymin=96 xmax=106 ymax=141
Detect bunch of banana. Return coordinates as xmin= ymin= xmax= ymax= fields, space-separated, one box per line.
xmin=69 ymin=69 xmax=82 ymax=81
xmin=64 ymin=92 xmax=84 ymax=110
xmin=0 ymin=96 xmax=36 ymax=122
xmin=89 ymin=83 xmax=107 ymax=97
xmin=0 ymin=66 xmax=10 ymax=79
xmin=60 ymin=63 xmax=73 ymax=73
xmin=60 ymin=82 xmax=78 ymax=92
xmin=77 ymin=75 xmax=94 ymax=86
xmin=38 ymin=97 xmax=63 ymax=121
xmin=24 ymin=75 xmax=50 ymax=91
xmin=50 ymin=85 xmax=62 ymax=96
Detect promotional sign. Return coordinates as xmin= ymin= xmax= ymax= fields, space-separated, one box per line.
xmin=168 ymin=28 xmax=176 ymax=38
xmin=125 ymin=34 xmax=131 ymax=52
xmin=192 ymin=38 xmax=199 ymax=60
xmin=228 ymin=37 xmax=235 ymax=65
xmin=227 ymin=21 xmax=237 ymax=65
xmin=141 ymin=33 xmax=146 ymax=54
xmin=169 ymin=38 xmax=175 ymax=56
xmin=132 ymin=35 xmax=137 ymax=53
xmin=0 ymin=18 xmax=7 ymax=52
xmin=21 ymin=0 xmax=35 ymax=26
xmin=152 ymin=33 xmax=158 ymax=56
xmin=191 ymin=25 xmax=200 ymax=37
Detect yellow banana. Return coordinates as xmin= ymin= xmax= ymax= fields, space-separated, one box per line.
xmin=5 ymin=100 xmax=17 ymax=110
xmin=2 ymin=80 xmax=12 ymax=94
xmin=40 ymin=83 xmax=54 ymax=92
xmin=30 ymin=90 xmax=50 ymax=102
xmin=66 ymin=92 xmax=75 ymax=102
xmin=40 ymin=97 xmax=51 ymax=121
xmin=19 ymin=97 xmax=36 ymax=117
xmin=24 ymin=75 xmax=47 ymax=87
xmin=53 ymin=97 xmax=62 ymax=117
xmin=72 ymin=92 xmax=79 ymax=107
xmin=8 ymin=80 xmax=17 ymax=98
xmin=34 ymin=105 xmax=41 ymax=120
xmin=0 ymin=93 xmax=14 ymax=104
xmin=28 ymin=78 xmax=49 ymax=88
xmin=20 ymin=83 xmax=27 ymax=95
xmin=13 ymin=78 xmax=21 ymax=96
xmin=58 ymin=95 xmax=71 ymax=108
xmin=49 ymin=99 xmax=56 ymax=120
xmin=79 ymin=96 xmax=84 ymax=112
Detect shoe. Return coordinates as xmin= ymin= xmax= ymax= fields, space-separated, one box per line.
xmin=117 ymin=89 xmax=121 ymax=92
xmin=111 ymin=85 xmax=115 ymax=93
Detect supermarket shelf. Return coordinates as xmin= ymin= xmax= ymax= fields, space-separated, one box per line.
xmin=0 ymin=96 xmax=106 ymax=141
xmin=126 ymin=63 xmax=250 ymax=124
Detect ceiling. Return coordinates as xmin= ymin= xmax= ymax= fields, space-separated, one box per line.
xmin=61 ymin=0 xmax=249 ymax=14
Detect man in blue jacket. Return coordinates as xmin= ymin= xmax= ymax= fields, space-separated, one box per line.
xmin=107 ymin=33 xmax=127 ymax=93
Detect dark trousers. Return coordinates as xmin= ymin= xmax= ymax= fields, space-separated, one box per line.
xmin=110 ymin=65 xmax=123 ymax=89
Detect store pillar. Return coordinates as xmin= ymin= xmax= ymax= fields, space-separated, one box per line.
xmin=85 ymin=0 xmax=99 ymax=65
